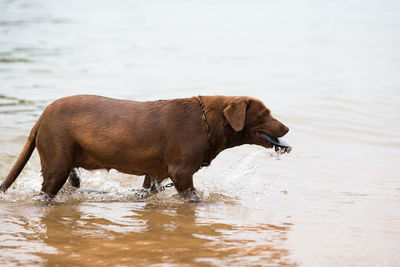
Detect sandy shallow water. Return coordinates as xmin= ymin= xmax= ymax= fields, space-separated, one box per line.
xmin=1 ymin=0 xmax=400 ymax=266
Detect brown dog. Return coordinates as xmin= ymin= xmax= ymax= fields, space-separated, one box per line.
xmin=0 ymin=95 xmax=289 ymax=200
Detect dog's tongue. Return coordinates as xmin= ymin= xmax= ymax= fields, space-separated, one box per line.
xmin=258 ymin=131 xmax=292 ymax=153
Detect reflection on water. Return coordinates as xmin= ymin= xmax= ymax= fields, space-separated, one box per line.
xmin=1 ymin=0 xmax=400 ymax=266
xmin=1 ymin=202 xmax=294 ymax=266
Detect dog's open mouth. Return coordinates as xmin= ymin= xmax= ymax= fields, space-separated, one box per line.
xmin=254 ymin=130 xmax=292 ymax=153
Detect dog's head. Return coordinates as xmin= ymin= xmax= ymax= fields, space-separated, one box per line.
xmin=223 ymin=96 xmax=289 ymax=149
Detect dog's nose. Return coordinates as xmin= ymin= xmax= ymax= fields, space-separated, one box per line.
xmin=282 ymin=125 xmax=289 ymax=136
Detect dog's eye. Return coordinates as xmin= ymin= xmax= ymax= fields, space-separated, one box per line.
xmin=264 ymin=111 xmax=269 ymax=117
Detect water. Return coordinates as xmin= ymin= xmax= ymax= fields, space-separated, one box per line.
xmin=1 ymin=0 xmax=400 ymax=266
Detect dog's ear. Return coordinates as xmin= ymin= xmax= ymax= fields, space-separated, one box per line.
xmin=223 ymin=99 xmax=248 ymax=131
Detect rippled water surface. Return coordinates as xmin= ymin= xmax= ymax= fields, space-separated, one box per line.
xmin=1 ymin=0 xmax=400 ymax=266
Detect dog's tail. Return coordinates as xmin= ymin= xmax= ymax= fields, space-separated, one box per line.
xmin=0 ymin=121 xmax=39 ymax=193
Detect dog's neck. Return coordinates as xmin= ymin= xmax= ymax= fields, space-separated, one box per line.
xmin=196 ymin=96 xmax=212 ymax=166
xmin=198 ymin=96 xmax=247 ymax=163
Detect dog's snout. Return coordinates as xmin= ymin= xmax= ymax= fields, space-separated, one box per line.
xmin=282 ymin=125 xmax=289 ymax=135
xmin=275 ymin=124 xmax=289 ymax=137
xmin=271 ymin=117 xmax=289 ymax=137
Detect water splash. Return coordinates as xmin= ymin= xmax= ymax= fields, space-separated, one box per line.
xmin=1 ymin=150 xmax=289 ymax=205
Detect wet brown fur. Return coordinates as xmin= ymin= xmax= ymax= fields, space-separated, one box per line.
xmin=0 ymin=95 xmax=289 ymax=199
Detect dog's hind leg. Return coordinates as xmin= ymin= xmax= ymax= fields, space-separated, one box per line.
xmin=68 ymin=168 xmax=81 ymax=188
xmin=41 ymin=165 xmax=71 ymax=198
xmin=37 ymin=143 xmax=73 ymax=198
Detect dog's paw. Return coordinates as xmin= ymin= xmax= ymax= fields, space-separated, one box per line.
xmin=180 ymin=188 xmax=201 ymax=203
xmin=32 ymin=192 xmax=53 ymax=206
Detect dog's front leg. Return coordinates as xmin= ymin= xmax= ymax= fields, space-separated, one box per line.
xmin=170 ymin=172 xmax=199 ymax=202
xmin=135 ymin=175 xmax=158 ymax=199
xmin=142 ymin=175 xmax=159 ymax=193
xmin=68 ymin=168 xmax=81 ymax=188
xmin=142 ymin=175 xmax=169 ymax=193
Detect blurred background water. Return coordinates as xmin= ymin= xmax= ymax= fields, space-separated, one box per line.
xmin=1 ymin=0 xmax=400 ymax=266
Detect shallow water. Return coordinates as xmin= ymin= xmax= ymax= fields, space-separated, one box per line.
xmin=1 ymin=0 xmax=400 ymax=266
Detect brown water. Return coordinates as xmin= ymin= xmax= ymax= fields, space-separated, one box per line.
xmin=1 ymin=0 xmax=400 ymax=266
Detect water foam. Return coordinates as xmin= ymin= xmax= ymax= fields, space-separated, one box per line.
xmin=1 ymin=150 xmax=288 ymax=205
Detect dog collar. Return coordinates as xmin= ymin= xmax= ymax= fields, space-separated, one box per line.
xmin=196 ymin=96 xmax=212 ymax=167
